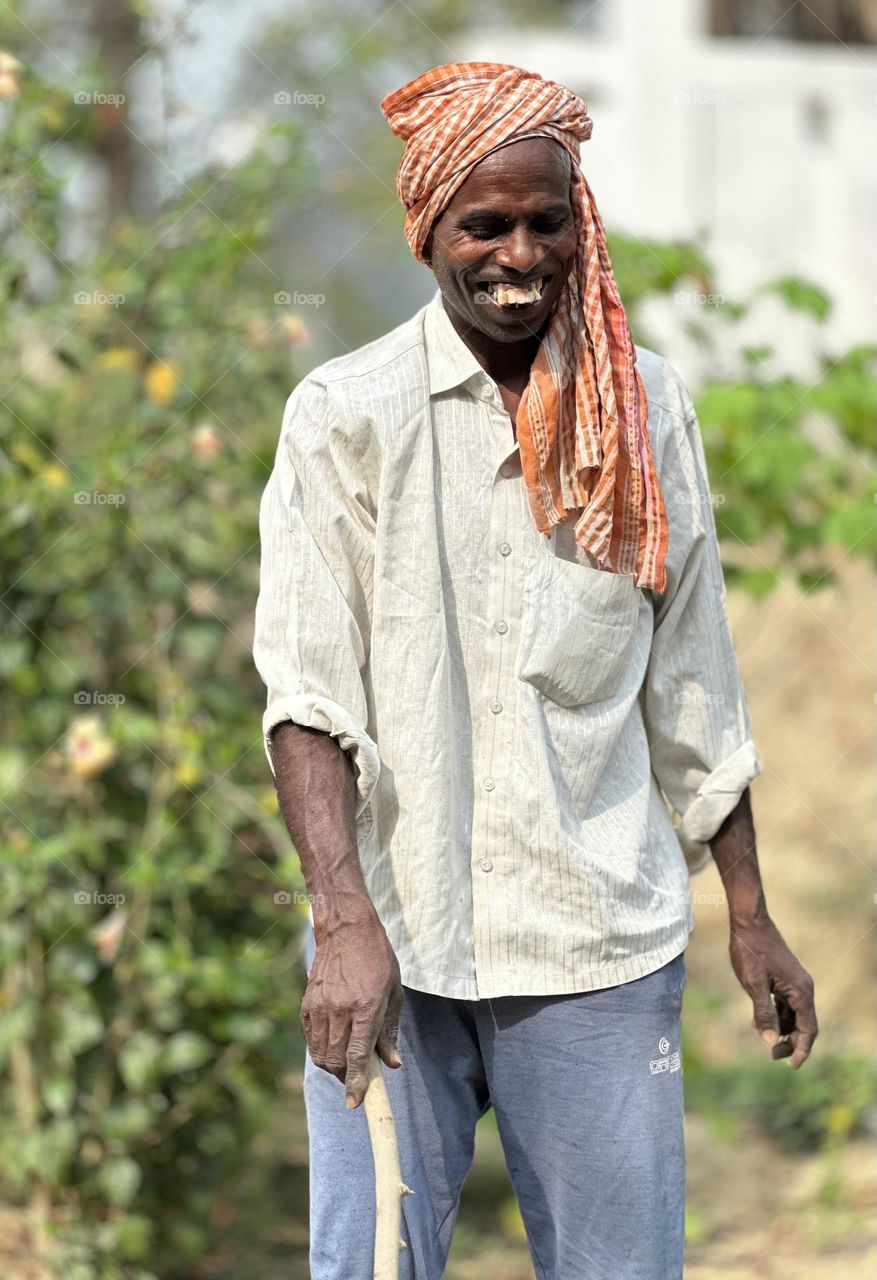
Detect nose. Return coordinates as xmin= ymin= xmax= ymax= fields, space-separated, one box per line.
xmin=492 ymin=225 xmax=542 ymax=278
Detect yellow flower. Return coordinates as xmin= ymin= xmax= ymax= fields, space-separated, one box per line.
xmin=65 ymin=713 xmax=117 ymax=777
xmin=145 ymin=360 xmax=180 ymax=406
xmin=174 ymin=760 xmax=202 ymax=788
xmin=259 ymin=787 xmax=279 ymax=813
xmin=39 ymin=102 xmax=66 ymax=132
xmin=826 ymin=1104 xmax=855 ymax=1138
xmin=41 ymin=463 xmax=69 ymax=488
xmin=96 ymin=346 xmax=139 ymax=372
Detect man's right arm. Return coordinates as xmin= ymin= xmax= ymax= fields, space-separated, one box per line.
xmin=252 ymin=376 xmax=400 ymax=1108
xmin=269 ymin=721 xmax=403 ymax=1108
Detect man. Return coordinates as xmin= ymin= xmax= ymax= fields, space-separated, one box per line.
xmin=253 ymin=62 xmax=817 ymax=1280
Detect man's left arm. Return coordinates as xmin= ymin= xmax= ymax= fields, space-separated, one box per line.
xmin=709 ymin=788 xmax=817 ymax=1068
xmin=641 ymin=365 xmax=817 ymax=1068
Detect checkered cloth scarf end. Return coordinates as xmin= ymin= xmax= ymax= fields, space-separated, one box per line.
xmin=381 ymin=61 xmax=669 ymax=592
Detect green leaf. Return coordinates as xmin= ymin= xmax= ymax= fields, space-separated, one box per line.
xmin=756 ymin=275 xmax=832 ymax=321
xmin=97 ymin=1156 xmax=142 ymax=1207
xmin=161 ymin=1031 xmax=213 ymax=1075
xmin=115 ymin=1212 xmax=154 ymax=1261
xmin=43 ymin=1075 xmax=76 ymax=1116
xmin=119 ymin=1031 xmax=164 ymax=1093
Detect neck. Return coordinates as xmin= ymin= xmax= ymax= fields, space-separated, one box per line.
xmin=444 ymin=301 xmax=544 ymax=390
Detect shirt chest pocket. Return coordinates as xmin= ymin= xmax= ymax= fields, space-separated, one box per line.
xmin=517 ymin=553 xmax=639 ymax=707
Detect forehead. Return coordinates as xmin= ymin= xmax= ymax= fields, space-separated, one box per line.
xmin=449 ymin=137 xmax=571 ymax=212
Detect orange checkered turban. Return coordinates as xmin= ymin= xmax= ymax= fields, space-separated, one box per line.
xmin=380 ymin=62 xmax=669 ymax=592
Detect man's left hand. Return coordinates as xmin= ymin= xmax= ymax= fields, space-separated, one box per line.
xmin=729 ymin=915 xmax=818 ymax=1069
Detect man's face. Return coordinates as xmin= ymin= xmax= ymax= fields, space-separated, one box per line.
xmin=425 ymin=137 xmax=578 ymax=343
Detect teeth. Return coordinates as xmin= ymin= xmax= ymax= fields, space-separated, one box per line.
xmin=479 ymin=277 xmax=544 ymax=306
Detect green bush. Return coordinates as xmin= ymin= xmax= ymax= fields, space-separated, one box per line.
xmin=1 ymin=63 xmax=312 ymax=1280
xmin=682 ymin=1045 xmax=877 ymax=1153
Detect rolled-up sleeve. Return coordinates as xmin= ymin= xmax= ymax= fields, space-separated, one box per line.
xmin=642 ymin=370 xmax=763 ymax=873
xmin=252 ymin=374 xmax=380 ymax=820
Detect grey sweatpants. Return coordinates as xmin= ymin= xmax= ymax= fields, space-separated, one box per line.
xmin=303 ymin=930 xmax=687 ymax=1280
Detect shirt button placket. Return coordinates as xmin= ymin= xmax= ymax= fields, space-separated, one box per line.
xmin=471 ymin=402 xmax=520 ymax=991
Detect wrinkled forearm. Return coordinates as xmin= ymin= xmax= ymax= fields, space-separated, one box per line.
xmin=268 ymin=721 xmax=379 ymax=942
xmin=708 ymin=787 xmax=769 ymax=927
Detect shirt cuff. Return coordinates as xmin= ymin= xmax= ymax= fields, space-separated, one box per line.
xmin=262 ymin=694 xmax=381 ymax=820
xmin=676 ymin=739 xmax=764 ymax=872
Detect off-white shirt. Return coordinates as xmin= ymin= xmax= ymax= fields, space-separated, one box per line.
xmin=253 ymin=287 xmax=763 ymax=999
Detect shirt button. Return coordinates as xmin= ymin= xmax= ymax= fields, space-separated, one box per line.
xmin=500 ymin=463 xmax=512 ymax=478
xmin=482 ymin=777 xmax=495 ymax=791
xmin=494 ymin=620 xmax=508 ymax=634
xmin=499 ymin=541 xmax=511 ymax=556
xmin=478 ymin=858 xmax=494 ymax=873
xmin=489 ymin=698 xmax=503 ymax=714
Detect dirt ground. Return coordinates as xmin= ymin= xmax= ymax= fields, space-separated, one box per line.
xmin=679 ymin=549 xmax=877 ymax=1279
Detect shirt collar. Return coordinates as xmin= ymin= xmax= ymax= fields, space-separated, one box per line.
xmin=423 ymin=286 xmax=491 ymax=397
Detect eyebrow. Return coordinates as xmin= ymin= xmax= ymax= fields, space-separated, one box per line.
xmin=458 ymin=202 xmax=570 ymax=219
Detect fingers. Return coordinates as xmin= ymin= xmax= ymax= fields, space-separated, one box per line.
xmin=774 ymin=991 xmax=797 ymax=1038
xmin=345 ymin=989 xmax=406 ymax=1104
xmin=375 ymin=1029 xmax=402 ymax=1069
xmin=301 ymin=1002 xmax=332 ymax=1070
xmin=749 ymin=978 xmax=780 ymax=1047
xmin=375 ymin=987 xmax=404 ymax=1069
xmin=321 ymin=1011 xmax=353 ymax=1084
xmin=301 ymin=993 xmax=406 ymax=1101
xmin=344 ymin=1013 xmax=381 ymax=1110
xmin=785 ymin=981 xmax=818 ymax=1070
xmin=300 ymin=997 xmax=349 ymax=1083
xmin=757 ymin=980 xmax=818 ymax=1069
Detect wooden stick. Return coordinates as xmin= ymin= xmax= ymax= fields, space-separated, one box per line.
xmin=362 ymin=1049 xmax=412 ymax=1279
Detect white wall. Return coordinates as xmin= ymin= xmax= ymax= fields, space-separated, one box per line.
xmin=466 ymin=0 xmax=876 ymax=380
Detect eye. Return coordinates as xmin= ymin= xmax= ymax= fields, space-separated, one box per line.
xmin=464 ymin=217 xmax=569 ymax=241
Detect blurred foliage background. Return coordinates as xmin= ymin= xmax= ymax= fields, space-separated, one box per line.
xmin=0 ymin=1 xmax=875 ymax=1277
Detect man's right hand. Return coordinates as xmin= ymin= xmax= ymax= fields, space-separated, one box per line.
xmin=300 ymin=899 xmax=404 ymax=1109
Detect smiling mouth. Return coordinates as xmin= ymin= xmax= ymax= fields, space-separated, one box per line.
xmin=472 ymin=276 xmax=552 ymax=309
